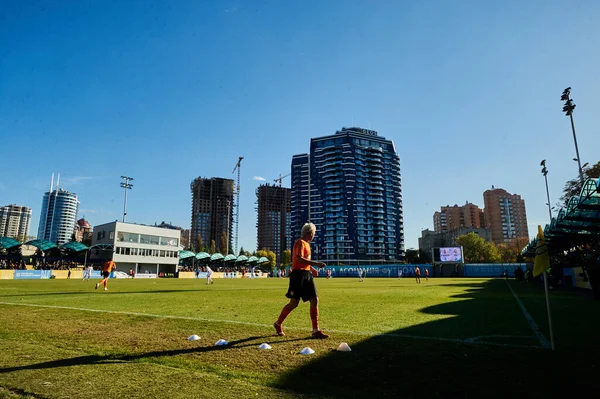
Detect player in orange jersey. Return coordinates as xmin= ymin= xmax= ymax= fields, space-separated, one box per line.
xmin=96 ymin=258 xmax=116 ymax=291
xmin=415 ymin=266 xmax=421 ymax=284
xmin=273 ymin=222 xmax=328 ymax=339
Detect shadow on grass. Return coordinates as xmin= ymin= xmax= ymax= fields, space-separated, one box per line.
xmin=273 ymin=279 xmax=598 ymax=399
xmin=0 ymin=335 xmax=314 ymax=374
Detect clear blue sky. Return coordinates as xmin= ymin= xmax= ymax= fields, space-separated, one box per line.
xmin=1 ymin=0 xmax=599 ymax=252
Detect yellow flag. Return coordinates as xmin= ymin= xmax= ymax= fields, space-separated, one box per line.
xmin=533 ymin=225 xmax=550 ymax=277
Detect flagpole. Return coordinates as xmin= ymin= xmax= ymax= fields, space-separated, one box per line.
xmin=542 ymin=270 xmax=555 ymax=350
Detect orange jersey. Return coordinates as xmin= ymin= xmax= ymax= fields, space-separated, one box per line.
xmin=425 ymin=269 xmax=429 ymax=275
xmin=415 ymin=267 xmax=421 ymax=275
xmin=291 ymin=238 xmax=311 ymax=271
xmin=103 ymin=261 xmax=116 ymax=272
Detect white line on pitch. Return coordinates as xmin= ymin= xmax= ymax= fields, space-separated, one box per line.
xmin=0 ymin=301 xmax=542 ymax=349
xmin=505 ymin=281 xmax=551 ymax=349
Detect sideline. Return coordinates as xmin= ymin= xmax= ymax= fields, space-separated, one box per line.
xmin=505 ymin=280 xmax=551 ymax=349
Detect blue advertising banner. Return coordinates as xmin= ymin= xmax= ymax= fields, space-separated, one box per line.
xmin=463 ymin=263 xmax=527 ymax=277
xmin=286 ymin=265 xmax=433 ymax=278
xmin=14 ymin=270 xmax=52 ymax=279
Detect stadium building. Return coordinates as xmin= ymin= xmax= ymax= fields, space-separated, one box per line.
xmin=91 ymin=221 xmax=182 ymax=277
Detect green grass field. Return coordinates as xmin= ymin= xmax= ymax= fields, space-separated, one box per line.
xmin=0 ymin=277 xmax=598 ymax=398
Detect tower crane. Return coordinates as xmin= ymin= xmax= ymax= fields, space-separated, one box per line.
xmin=273 ymin=173 xmax=291 ymax=187
xmin=232 ymin=157 xmax=243 ymax=255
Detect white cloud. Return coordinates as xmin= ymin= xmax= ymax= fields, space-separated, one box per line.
xmin=60 ymin=176 xmax=94 ymax=186
xmin=253 ymin=176 xmax=266 ymax=181
xmin=224 ymin=6 xmax=238 ymax=13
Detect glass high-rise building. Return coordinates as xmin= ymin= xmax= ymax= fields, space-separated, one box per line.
xmin=291 ymin=127 xmax=404 ymax=261
xmin=37 ymin=189 xmax=79 ymax=245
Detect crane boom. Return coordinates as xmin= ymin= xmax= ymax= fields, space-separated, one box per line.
xmin=231 ymin=157 xmax=243 ymax=255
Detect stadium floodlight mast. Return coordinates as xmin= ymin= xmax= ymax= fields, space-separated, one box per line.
xmin=560 ymin=87 xmax=584 ymax=183
xmin=120 ymin=176 xmax=134 ymax=222
xmin=540 ymin=160 xmax=552 ymax=222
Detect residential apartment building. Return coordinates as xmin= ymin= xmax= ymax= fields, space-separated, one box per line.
xmin=0 ymin=204 xmax=32 ymax=241
xmin=483 ymin=187 xmax=529 ymax=244
xmin=256 ymin=184 xmax=291 ymax=265
xmin=190 ymin=177 xmax=234 ymax=253
xmin=291 ymin=127 xmax=404 ymax=261
xmin=433 ymin=202 xmax=485 ymax=233
xmin=37 ymin=188 xmax=79 ymax=245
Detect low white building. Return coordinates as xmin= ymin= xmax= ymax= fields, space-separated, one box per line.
xmin=91 ymin=221 xmax=182 ymax=277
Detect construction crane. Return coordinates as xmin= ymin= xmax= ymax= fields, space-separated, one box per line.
xmin=232 ymin=156 xmax=243 ymax=255
xmin=273 ymin=173 xmax=291 ymax=187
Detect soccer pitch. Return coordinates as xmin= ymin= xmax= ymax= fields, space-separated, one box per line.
xmin=0 ymin=277 xmax=597 ymax=398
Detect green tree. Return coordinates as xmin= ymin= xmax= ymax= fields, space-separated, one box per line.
xmin=560 ymin=161 xmax=600 ymax=207
xmin=219 ymin=232 xmax=228 ymax=255
xmin=405 ymin=248 xmax=425 ymax=264
xmin=256 ymin=249 xmax=277 ymax=271
xmin=496 ymin=238 xmax=529 ymax=263
xmin=281 ymin=249 xmax=291 ymax=267
xmin=239 ymin=246 xmax=245 ymax=256
xmin=456 ymin=232 xmax=500 ymax=263
xmin=209 ymin=240 xmax=216 ymax=255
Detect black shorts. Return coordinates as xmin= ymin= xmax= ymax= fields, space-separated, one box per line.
xmin=285 ymin=269 xmax=317 ymax=302
xmin=102 ymin=271 xmax=110 ymax=278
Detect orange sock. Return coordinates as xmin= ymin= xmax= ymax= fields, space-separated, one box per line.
xmin=310 ymin=307 xmax=319 ymax=330
xmin=277 ymin=305 xmax=293 ymax=325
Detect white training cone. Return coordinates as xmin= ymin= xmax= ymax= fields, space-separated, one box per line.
xmin=258 ymin=343 xmax=272 ymax=350
xmin=299 ymin=347 xmax=315 ymax=355
xmin=187 ymin=334 xmax=201 ymax=341
xmin=215 ymin=339 xmax=229 ymax=346
xmin=337 ymin=342 xmax=351 ymax=352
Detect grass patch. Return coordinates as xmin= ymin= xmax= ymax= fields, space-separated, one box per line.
xmin=0 ymin=277 xmax=597 ymax=398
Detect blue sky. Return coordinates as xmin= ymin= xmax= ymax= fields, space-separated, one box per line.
xmin=1 ymin=0 xmax=599 ymax=252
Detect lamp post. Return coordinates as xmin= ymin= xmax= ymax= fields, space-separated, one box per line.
xmin=540 ymin=160 xmax=552 ymax=222
xmin=120 ymin=176 xmax=134 ymax=222
xmin=539 ymin=159 xmax=556 ymax=350
xmin=561 ymin=87 xmax=584 ymax=183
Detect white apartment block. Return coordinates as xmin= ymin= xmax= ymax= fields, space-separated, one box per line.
xmin=0 ymin=204 xmax=32 ymax=242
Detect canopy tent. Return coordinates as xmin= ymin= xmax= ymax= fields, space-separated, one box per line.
xmin=60 ymin=241 xmax=89 ymax=252
xmin=0 ymin=237 xmax=21 ymax=250
xmin=258 ymin=256 xmax=270 ymax=265
xmin=24 ymin=239 xmax=58 ymax=252
xmin=179 ymin=250 xmax=196 ymax=260
xmin=196 ymin=252 xmax=210 ymax=260
xmin=223 ymin=254 xmax=237 ymax=262
xmin=246 ymin=256 xmax=259 ymax=265
xmin=235 ymin=255 xmax=248 ymax=264
xmin=210 ymin=253 xmax=224 ymax=262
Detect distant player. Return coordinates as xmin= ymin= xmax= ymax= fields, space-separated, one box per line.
xmin=398 ymin=268 xmax=403 ymax=279
xmin=205 ymin=265 xmax=214 ymax=285
xmin=95 ymin=258 xmax=116 ymax=291
xmin=425 ymin=268 xmax=429 ymax=281
xmin=326 ymin=269 xmax=331 ymax=279
xmin=357 ymin=266 xmax=364 ymax=282
xmin=273 ymin=222 xmax=328 ymax=339
xmin=83 ymin=265 xmax=93 ymax=280
xmin=129 ymin=268 xmax=134 ymax=279
xmin=415 ymin=266 xmax=421 ymax=284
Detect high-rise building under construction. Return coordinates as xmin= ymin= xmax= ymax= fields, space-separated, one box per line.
xmin=190 ymin=177 xmax=234 ymax=254
xmin=256 ymin=184 xmax=291 ymax=265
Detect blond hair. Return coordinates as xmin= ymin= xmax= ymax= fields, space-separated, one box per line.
xmin=301 ymin=222 xmax=316 ymax=237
